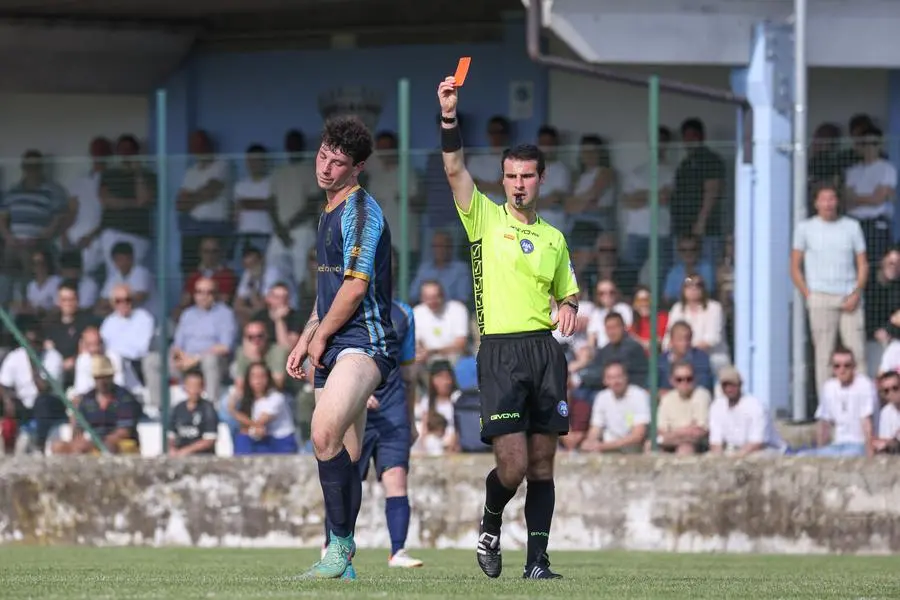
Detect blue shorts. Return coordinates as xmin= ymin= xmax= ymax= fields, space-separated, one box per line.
xmin=233 ymin=433 xmax=299 ymax=455
xmin=358 ymin=406 xmax=411 ymax=481
xmin=314 ymin=345 xmax=395 ymax=390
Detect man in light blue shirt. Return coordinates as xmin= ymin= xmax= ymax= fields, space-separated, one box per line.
xmin=409 ymin=230 xmax=472 ymax=307
xmin=172 ymin=277 xmax=237 ymax=403
xmin=791 ymin=184 xmax=868 ymax=395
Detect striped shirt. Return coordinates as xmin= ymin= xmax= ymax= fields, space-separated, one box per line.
xmin=1 ymin=181 xmax=67 ymax=239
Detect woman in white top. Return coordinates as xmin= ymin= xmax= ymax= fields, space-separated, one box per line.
xmin=664 ymin=274 xmax=731 ymax=374
xmin=565 ymin=135 xmax=616 ymax=231
xmin=415 ymin=361 xmax=459 ymax=452
xmin=230 ymin=361 xmax=298 ymax=455
xmin=586 ymin=279 xmax=634 ymax=351
xmin=20 ymin=249 xmax=62 ymax=316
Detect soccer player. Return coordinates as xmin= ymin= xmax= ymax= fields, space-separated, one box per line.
xmin=436 ymin=76 xmax=579 ymax=579
xmin=286 ymin=116 xmax=396 ymax=581
xmin=322 ymin=250 xmax=424 ymax=568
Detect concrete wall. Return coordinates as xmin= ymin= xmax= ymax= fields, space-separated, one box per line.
xmin=2 ymin=455 xmax=898 ymax=554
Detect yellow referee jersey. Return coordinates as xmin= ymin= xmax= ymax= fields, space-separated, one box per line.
xmin=456 ymin=187 xmax=580 ymax=335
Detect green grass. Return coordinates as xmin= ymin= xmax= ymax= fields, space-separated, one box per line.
xmin=0 ymin=547 xmax=898 ymax=599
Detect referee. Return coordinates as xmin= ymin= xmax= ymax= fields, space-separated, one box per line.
xmin=436 ymin=76 xmax=579 ymax=580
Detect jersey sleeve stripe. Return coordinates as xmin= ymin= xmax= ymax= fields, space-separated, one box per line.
xmin=345 ymin=270 xmax=370 ymax=281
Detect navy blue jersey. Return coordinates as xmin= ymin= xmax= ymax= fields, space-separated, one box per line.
xmin=316 ymin=185 xmax=396 ymax=356
xmin=373 ymin=299 xmax=416 ymax=411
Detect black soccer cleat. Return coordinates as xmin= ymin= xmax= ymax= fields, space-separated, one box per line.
xmin=476 ymin=521 xmax=502 ymax=578
xmin=522 ymin=553 xmax=563 ymax=580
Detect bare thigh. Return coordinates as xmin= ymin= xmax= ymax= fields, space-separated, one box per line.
xmin=311 ymin=353 xmax=381 ymax=461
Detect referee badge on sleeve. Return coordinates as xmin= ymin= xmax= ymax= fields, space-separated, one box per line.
xmin=557 ymin=401 xmax=569 ymax=417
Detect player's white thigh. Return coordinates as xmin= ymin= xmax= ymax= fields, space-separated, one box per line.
xmin=380 ymin=467 xmax=408 ymax=497
xmin=310 ymin=353 xmax=382 ymax=460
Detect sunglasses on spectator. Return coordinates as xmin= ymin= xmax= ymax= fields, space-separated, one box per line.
xmin=674 ymin=375 xmax=694 ymax=383
xmin=245 ymin=333 xmax=266 ymax=341
xmin=832 ymin=362 xmax=853 ymax=369
xmin=721 ymin=381 xmax=740 ymax=388
xmin=113 ymin=297 xmax=132 ymax=304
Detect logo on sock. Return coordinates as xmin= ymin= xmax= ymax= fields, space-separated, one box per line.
xmin=557 ymin=401 xmax=569 ymax=417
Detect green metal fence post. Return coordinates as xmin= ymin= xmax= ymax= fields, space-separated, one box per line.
xmin=155 ymin=88 xmax=171 ymax=453
xmin=397 ymin=78 xmax=411 ymax=303
xmin=0 ymin=308 xmax=108 ymax=453
xmin=648 ymin=75 xmax=660 ymax=451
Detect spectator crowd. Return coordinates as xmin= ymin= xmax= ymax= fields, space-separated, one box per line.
xmin=0 ymin=111 xmax=898 ymax=460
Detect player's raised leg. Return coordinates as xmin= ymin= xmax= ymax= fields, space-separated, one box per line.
xmin=522 ymin=433 xmax=562 ymax=579
xmin=303 ymin=353 xmax=380 ymax=579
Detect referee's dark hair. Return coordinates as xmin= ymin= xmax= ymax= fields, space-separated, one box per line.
xmin=322 ymin=115 xmax=373 ymax=165
xmin=501 ymin=144 xmax=545 ymax=177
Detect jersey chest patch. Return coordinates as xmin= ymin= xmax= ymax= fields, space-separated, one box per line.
xmin=520 ymin=239 xmax=535 ymax=254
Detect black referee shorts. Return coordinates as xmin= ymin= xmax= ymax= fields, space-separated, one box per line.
xmin=476 ymin=330 xmax=569 ymax=444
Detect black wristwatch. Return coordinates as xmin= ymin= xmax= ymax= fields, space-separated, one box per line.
xmin=561 ymin=299 xmax=579 ymax=312
xmin=440 ymin=115 xmax=457 ymax=124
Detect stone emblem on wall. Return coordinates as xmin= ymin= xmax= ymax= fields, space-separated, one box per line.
xmin=318 ymin=86 xmax=384 ymax=131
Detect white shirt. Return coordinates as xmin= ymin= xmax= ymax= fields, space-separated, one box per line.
xmin=27 ymin=275 xmax=62 ymax=310
xmin=415 ymin=391 xmax=459 ymax=443
xmin=574 ymin=167 xmax=615 ymax=210
xmin=816 ymin=375 xmax=877 ymax=445
xmin=878 ymin=403 xmax=900 ymax=440
xmin=665 ymin=301 xmax=727 ymax=355
xmin=366 ymin=155 xmax=421 ymax=252
xmin=252 ymin=391 xmax=295 ymax=439
xmin=236 ymin=264 xmax=298 ymax=308
xmin=181 ymin=160 xmax=230 ymax=222
xmin=845 ymin=159 xmax=897 ymax=220
xmin=101 ymin=265 xmax=155 ymax=306
xmin=77 ymin=276 xmax=100 ymax=309
xmin=621 ymin=161 xmax=675 ymax=236
xmin=271 ymin=162 xmax=316 ymax=225
xmin=234 ymin=177 xmax=273 ymax=234
xmin=590 ymin=385 xmax=651 ymax=442
xmin=99 ymin=308 xmax=155 ymax=361
xmin=586 ymin=303 xmax=634 ymax=349
xmin=0 ymin=346 xmax=64 ymax=409
xmin=413 ymin=300 xmax=470 ymax=351
xmin=540 ymin=161 xmax=571 ymax=197
xmin=709 ymin=394 xmax=780 ymax=450
xmin=879 ymin=340 xmax=900 ymax=374
xmin=66 ymin=171 xmax=102 ymax=244
xmin=72 ymin=351 xmax=127 ymax=395
xmin=792 ymin=216 xmax=867 ymax=296
xmin=466 ymin=152 xmax=504 ymax=205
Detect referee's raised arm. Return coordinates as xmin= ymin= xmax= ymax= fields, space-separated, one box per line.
xmin=437 ymin=76 xmax=475 ymax=211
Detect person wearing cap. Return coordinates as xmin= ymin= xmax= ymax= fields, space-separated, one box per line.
xmin=708 ymin=366 xmax=783 ymax=456
xmin=51 ymin=355 xmax=141 ymax=455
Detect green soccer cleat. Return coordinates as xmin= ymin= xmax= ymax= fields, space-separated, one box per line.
xmin=299 ymin=532 xmax=355 ymax=580
xmin=340 ymin=562 xmax=357 ymax=581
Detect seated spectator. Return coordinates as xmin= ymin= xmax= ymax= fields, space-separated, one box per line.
xmin=466 ymin=115 xmax=509 ymax=205
xmin=98 ymin=284 xmax=157 ymax=409
xmin=534 ymin=125 xmax=573 ymax=233
xmin=252 ymin=282 xmax=304 ymax=349
xmin=664 ymin=235 xmax=715 ymax=305
xmin=873 ymin=371 xmax=900 ymax=454
xmin=0 ymin=150 xmax=67 ymax=284
xmin=51 ymin=355 xmax=141 ymax=455
xmin=17 ymin=249 xmax=62 ymax=317
xmin=664 ymin=274 xmax=730 ymax=374
xmin=628 ymin=285 xmax=668 ymax=355
xmin=98 ymin=242 xmax=155 ymax=314
xmin=178 ymin=236 xmax=237 ymax=317
xmin=232 ymin=320 xmax=287 ymax=392
xmin=167 ymin=369 xmax=219 ymax=456
xmin=412 ymin=411 xmax=451 ymax=457
xmin=798 ymin=348 xmax=875 ymax=457
xmin=709 ymin=367 xmax=783 ymax=456
xmin=866 ymin=249 xmax=900 ymax=375
xmin=657 ymin=361 xmax=711 ymax=454
xmin=233 ymin=144 xmax=274 ymax=259
xmin=565 ymin=135 xmax=617 ymax=233
xmin=45 ymin=282 xmax=101 ymax=388
xmin=413 ymin=280 xmax=469 ymax=366
xmin=877 ymin=314 xmax=900 ymax=375
xmin=580 ymin=312 xmax=648 ymax=390
xmin=58 ymin=251 xmax=99 ymax=309
xmin=229 ymin=362 xmax=298 ymax=455
xmin=415 ymin=360 xmax=460 ymax=451
xmin=98 ymin=134 xmax=157 ymax=272
xmin=171 ymin=277 xmax=237 ymax=404
xmin=586 ymin=279 xmax=633 ymax=350
xmin=551 ymin=295 xmax=595 ymax=373
xmin=64 ymin=136 xmax=111 ymax=278
xmin=0 ymin=317 xmax=65 ymax=454
xmin=234 ymin=247 xmax=296 ymax=325
xmin=409 ymin=230 xmax=472 ymax=306
xmin=367 ymin=130 xmax=424 ymax=259
xmin=581 ymin=361 xmax=650 ymax=453
xmin=72 ymin=326 xmax=128 ymax=399
xmin=580 ymin=233 xmax=637 ymax=298
xmin=658 ymin=321 xmax=714 ymax=394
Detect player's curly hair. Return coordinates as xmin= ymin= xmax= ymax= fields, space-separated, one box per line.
xmin=321 ymin=115 xmax=374 ymax=165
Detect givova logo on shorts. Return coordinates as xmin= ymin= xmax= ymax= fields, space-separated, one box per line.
xmin=489 ymin=412 xmax=521 ymax=421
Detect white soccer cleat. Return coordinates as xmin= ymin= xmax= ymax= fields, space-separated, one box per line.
xmin=388 ymin=548 xmax=424 ymax=568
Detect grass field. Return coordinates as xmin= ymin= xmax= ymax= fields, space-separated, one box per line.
xmin=1 ymin=546 xmax=898 ymax=599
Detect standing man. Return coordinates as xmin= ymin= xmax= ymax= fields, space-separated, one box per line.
xmin=791 ymin=184 xmax=868 ymax=396
xmin=437 ymin=77 xmax=579 ymax=580
xmin=286 ymin=116 xmax=397 ymax=581
xmin=322 ymin=249 xmax=424 ymax=568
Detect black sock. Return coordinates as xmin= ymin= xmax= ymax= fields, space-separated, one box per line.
xmin=482 ymin=469 xmax=518 ymax=534
xmin=525 ymin=479 xmax=555 ymax=564
xmin=317 ymin=447 xmax=353 ymax=538
xmin=346 ymin=461 xmax=363 ymax=537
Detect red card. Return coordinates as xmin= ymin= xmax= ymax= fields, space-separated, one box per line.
xmin=454 ymin=57 xmax=472 ymax=87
